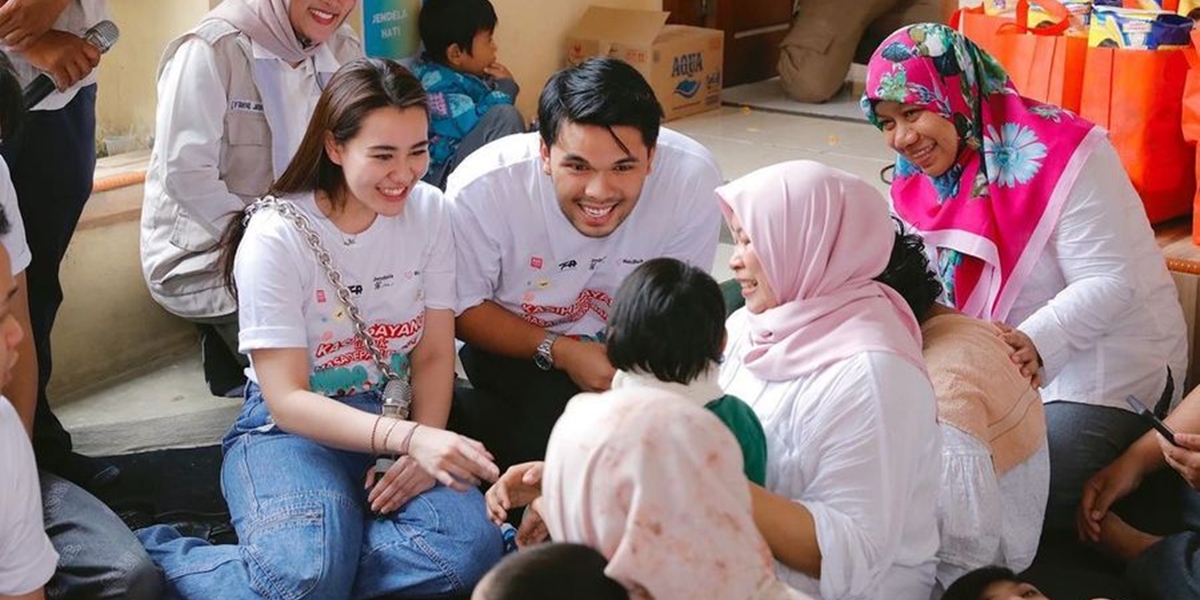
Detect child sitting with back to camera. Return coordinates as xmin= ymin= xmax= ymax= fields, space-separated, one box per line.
xmin=483 ymin=257 xmax=769 ymax=544
xmin=411 ymin=0 xmax=525 ymax=189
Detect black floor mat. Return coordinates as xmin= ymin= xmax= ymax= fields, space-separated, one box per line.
xmin=95 ymin=445 xmax=231 ymax=539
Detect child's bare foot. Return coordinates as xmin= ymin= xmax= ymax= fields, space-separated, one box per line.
xmin=1097 ymin=512 xmax=1161 ymax=562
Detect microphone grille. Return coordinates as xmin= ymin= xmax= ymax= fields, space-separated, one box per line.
xmin=85 ymin=20 xmax=120 ymax=53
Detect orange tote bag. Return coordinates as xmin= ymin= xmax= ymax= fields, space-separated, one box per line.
xmin=955 ymin=0 xmax=1087 ymax=112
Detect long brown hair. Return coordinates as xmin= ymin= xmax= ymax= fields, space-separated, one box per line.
xmin=219 ymin=57 xmax=428 ymax=295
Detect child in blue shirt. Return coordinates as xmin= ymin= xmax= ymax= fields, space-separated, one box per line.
xmin=412 ymin=0 xmax=525 ymax=188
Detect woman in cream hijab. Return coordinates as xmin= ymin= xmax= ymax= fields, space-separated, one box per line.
xmin=540 ymin=387 xmax=811 ymax=600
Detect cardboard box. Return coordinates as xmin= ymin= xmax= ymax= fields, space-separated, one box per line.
xmin=565 ymin=6 xmax=724 ymax=121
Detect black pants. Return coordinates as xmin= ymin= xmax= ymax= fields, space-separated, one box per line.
xmin=449 ymin=344 xmax=581 ymax=471
xmin=0 ymin=85 xmax=97 ymax=468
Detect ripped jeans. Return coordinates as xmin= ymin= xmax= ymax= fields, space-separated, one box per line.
xmin=138 ymin=383 xmax=503 ymax=600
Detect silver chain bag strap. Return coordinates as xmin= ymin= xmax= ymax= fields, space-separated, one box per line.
xmin=244 ymin=196 xmax=412 ymax=420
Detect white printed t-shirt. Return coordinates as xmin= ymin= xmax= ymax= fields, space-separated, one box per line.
xmin=447 ymin=128 xmax=724 ymax=338
xmin=0 ymin=157 xmax=30 ymax=275
xmin=235 ymin=183 xmax=455 ymax=397
xmin=0 ymin=397 xmax=57 ymax=596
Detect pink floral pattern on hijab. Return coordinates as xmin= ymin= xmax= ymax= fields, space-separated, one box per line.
xmin=541 ymin=389 xmax=809 ymax=600
xmin=861 ymin=24 xmax=1098 ymax=320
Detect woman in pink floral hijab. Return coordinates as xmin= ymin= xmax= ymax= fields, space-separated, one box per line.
xmin=540 ymin=388 xmax=810 ymax=600
xmin=862 ymin=23 xmax=1188 ymax=557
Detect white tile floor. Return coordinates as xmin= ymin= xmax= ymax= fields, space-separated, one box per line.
xmin=59 ymin=103 xmax=898 ymax=455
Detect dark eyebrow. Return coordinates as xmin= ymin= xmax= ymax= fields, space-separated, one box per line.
xmin=561 ymin=154 xmax=591 ymax=165
xmin=367 ymin=145 xmax=397 ymax=152
xmin=613 ymin=156 xmax=640 ymax=166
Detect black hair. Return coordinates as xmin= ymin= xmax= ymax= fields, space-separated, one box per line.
xmin=476 ymin=543 xmax=629 ymax=600
xmin=606 ymin=258 xmax=725 ymax=384
xmin=942 ymin=566 xmax=1033 ymax=600
xmin=418 ymin=0 xmax=498 ymax=64
xmin=537 ymin=57 xmax=662 ymax=154
xmin=0 ymin=52 xmax=25 ymax=141
xmin=874 ymin=219 xmax=942 ymax=322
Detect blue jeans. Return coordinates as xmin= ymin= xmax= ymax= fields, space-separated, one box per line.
xmin=138 ymin=384 xmax=502 ymax=599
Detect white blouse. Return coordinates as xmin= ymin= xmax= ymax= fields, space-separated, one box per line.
xmin=935 ymin=426 xmax=1049 ymax=590
xmin=720 ymin=309 xmax=942 ymax=600
xmin=1002 ymin=139 xmax=1187 ymax=410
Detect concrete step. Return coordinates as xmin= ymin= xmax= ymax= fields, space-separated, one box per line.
xmin=56 ymin=352 xmax=240 ymax=456
xmin=49 ymin=149 xmax=197 ymax=405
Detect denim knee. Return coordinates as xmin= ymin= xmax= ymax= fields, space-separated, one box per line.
xmin=356 ymin=487 xmax=502 ymax=596
xmin=420 ymin=488 xmax=504 ymax=589
xmin=442 ymin=499 xmax=504 ymax=588
xmin=242 ymin=492 xmax=362 ymax=600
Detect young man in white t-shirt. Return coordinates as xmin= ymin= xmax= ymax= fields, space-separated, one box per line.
xmin=0 ymin=222 xmax=57 ymax=600
xmin=446 ymin=57 xmax=724 ymax=468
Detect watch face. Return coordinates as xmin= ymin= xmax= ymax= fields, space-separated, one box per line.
xmin=534 ymin=352 xmax=553 ymax=371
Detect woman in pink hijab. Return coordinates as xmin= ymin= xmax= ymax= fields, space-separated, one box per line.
xmin=142 ymin=0 xmax=362 ymax=396
xmin=540 ymin=387 xmax=811 ymax=600
xmin=717 ymin=160 xmax=941 ymax=600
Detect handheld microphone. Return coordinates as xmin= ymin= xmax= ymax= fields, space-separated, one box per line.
xmin=22 ymin=19 xmax=119 ymax=110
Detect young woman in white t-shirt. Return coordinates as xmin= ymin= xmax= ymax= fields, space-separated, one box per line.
xmin=137 ymin=58 xmax=503 ymax=600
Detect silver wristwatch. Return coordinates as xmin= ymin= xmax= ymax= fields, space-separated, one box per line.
xmin=534 ymin=332 xmax=560 ymax=371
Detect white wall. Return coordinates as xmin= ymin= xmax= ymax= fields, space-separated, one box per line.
xmin=95 ymin=0 xmax=211 ymax=146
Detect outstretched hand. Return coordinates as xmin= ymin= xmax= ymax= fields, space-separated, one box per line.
xmin=405 ymin=425 xmax=499 ymax=490
xmin=485 ymin=461 xmax=544 ymax=525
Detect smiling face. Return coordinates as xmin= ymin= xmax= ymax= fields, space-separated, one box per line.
xmin=288 ymin=0 xmax=356 ymax=46
xmin=725 ymin=210 xmax=779 ymax=314
xmin=873 ymin=100 xmax=961 ymax=177
xmin=325 ymin=105 xmax=429 ymax=226
xmin=540 ymin=122 xmax=655 ymax=238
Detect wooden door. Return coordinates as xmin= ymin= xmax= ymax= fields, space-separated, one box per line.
xmin=663 ymin=0 xmax=794 ymax=87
